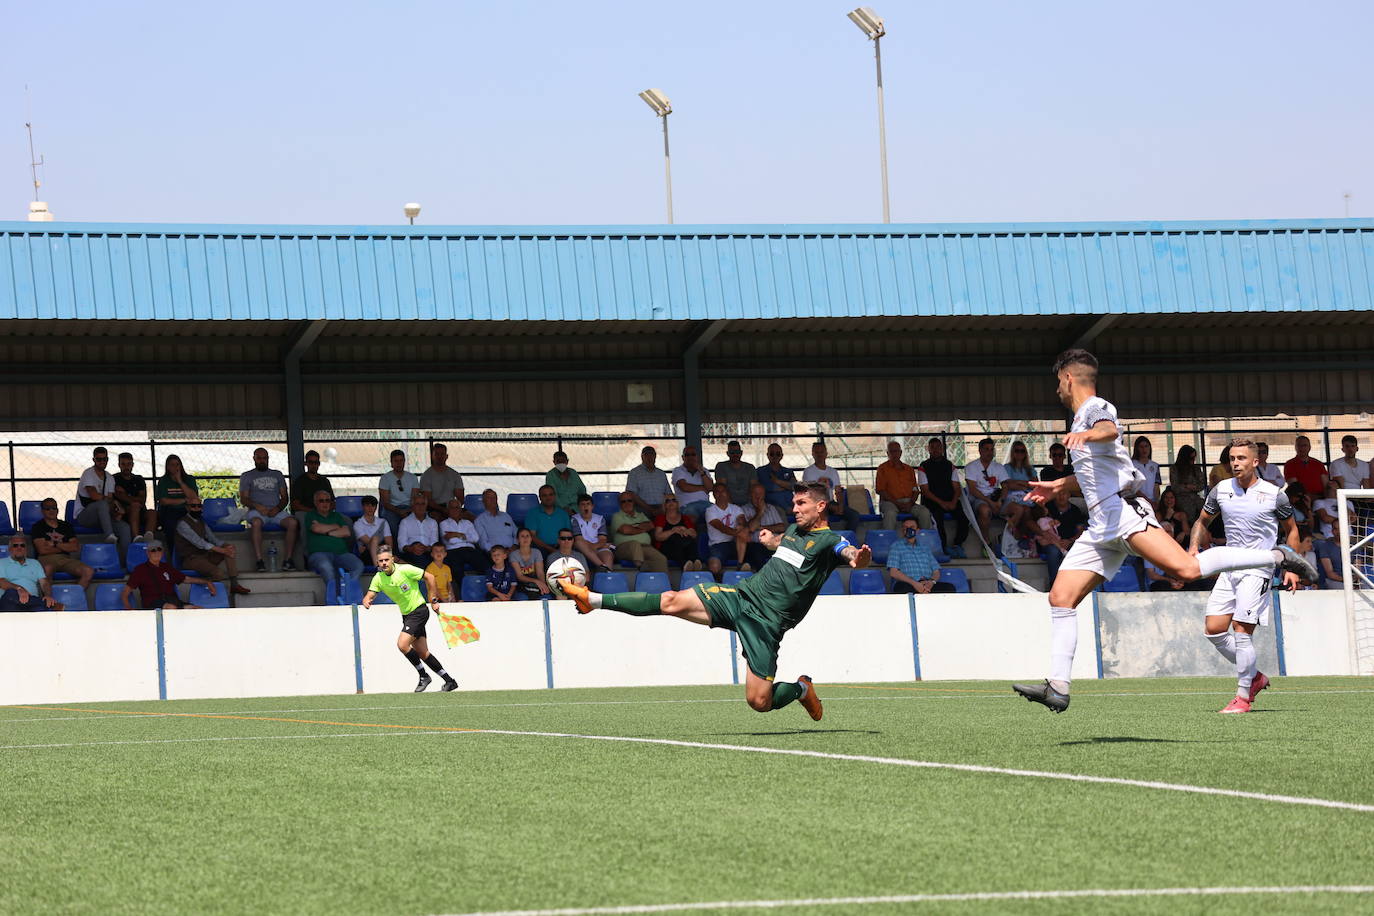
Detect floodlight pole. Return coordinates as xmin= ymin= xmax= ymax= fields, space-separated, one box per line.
xmin=660 ymin=112 xmax=674 ymax=224
xmin=873 ymin=33 xmax=890 ymax=223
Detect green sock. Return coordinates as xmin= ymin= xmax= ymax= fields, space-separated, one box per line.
xmin=600 ymin=592 xmax=663 ymax=616
xmin=770 ymin=680 xmax=804 ymax=710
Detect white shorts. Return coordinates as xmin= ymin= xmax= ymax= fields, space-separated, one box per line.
xmin=1205 ymin=571 xmax=1272 ymax=625
xmin=246 ymin=508 xmax=292 ymax=526
xmin=1061 ymin=494 xmax=1160 ymax=579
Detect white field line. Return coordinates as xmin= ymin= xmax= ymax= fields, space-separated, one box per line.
xmin=3 ymin=724 xmax=1373 ymax=814
xmin=434 ymin=885 xmax=1374 ymax=916
xmin=5 ymin=686 xmax=1374 ymax=723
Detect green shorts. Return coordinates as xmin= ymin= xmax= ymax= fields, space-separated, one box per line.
xmin=693 ymin=583 xmax=784 ymax=680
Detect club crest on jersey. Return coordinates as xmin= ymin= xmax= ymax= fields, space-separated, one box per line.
xmin=806 ymin=540 xmax=815 ymax=550
xmin=399 ymin=582 xmax=411 ymax=592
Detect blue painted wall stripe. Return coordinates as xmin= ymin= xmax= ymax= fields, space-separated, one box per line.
xmin=350 ymin=604 xmax=364 ymax=694
xmin=908 ymin=592 xmax=922 ymax=681
xmin=154 ymin=607 xmax=167 ymax=700
xmin=541 ymin=599 xmax=555 ymax=689
xmin=1272 ymin=591 xmax=1288 ymax=677
xmin=1091 ymin=592 xmax=1105 ymax=680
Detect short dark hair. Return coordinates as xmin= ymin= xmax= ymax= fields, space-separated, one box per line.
xmin=305 ymin=450 xmax=320 ymax=460
xmin=558 ymin=527 xmax=574 ymax=537
xmin=577 ymin=494 xmax=593 ymax=504
xmin=431 ymin=442 xmax=447 ymax=452
xmin=978 ymin=437 xmax=994 ymax=449
xmin=390 ymin=449 xmax=404 ymax=459
xmin=362 ymin=495 xmax=378 ymax=507
xmin=117 ymin=451 xmax=133 ymax=461
xmin=1052 ymin=348 xmax=1099 ymax=382
xmin=792 ymin=481 xmax=830 ymax=504
xmin=1342 ymin=435 xmax=1358 ymax=446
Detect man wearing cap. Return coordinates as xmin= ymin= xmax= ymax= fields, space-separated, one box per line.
xmin=122 ymin=541 xmax=219 ymax=610
xmin=0 ymin=537 xmax=64 ymax=611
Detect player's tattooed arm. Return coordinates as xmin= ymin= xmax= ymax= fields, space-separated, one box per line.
xmin=842 ymin=544 xmax=872 ymax=568
xmin=1187 ymin=511 xmax=1214 ymax=554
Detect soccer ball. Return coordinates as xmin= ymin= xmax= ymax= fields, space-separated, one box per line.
xmin=546 ymin=556 xmax=588 ymax=598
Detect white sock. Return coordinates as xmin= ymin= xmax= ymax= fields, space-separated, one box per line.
xmin=1049 ymin=606 xmax=1077 ymax=691
xmin=1197 ymin=547 xmax=1283 ymax=578
xmin=1205 ymin=630 xmax=1237 ymax=664
xmin=1234 ymin=632 xmax=1256 ymax=698
xmin=588 ymin=591 xmax=603 ymax=610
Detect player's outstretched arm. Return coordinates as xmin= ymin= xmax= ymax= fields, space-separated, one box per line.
xmin=843 ymin=544 xmax=872 ymax=569
xmin=1278 ymin=516 xmax=1303 ymax=591
xmin=361 ymin=590 xmax=375 ymax=609
xmin=1027 ymin=475 xmax=1079 ymax=503
xmin=1062 ymin=419 xmax=1118 ymax=451
xmin=758 ymin=528 xmax=781 ymax=551
xmin=1187 ymin=510 xmax=1214 ymax=555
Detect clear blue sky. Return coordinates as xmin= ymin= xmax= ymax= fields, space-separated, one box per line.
xmin=5 ymin=0 xmax=1370 ymax=226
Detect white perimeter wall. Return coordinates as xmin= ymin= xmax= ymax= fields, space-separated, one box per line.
xmin=0 ymin=592 xmax=1359 ymax=706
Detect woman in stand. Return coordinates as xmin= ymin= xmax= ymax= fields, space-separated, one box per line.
xmin=1154 ymin=487 xmax=1189 ymax=547
xmin=999 ymin=440 xmax=1040 ymax=535
xmin=1131 ymin=436 xmax=1161 ymax=504
xmin=156 ymin=454 xmax=199 ymax=542
xmin=652 ymin=496 xmax=702 ymax=571
xmin=1169 ymin=445 xmax=1206 ymax=525
xmin=509 ymin=527 xmax=549 ymax=600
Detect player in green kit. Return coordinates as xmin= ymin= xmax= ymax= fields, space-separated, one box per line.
xmin=560 ymin=481 xmax=871 ymax=719
xmin=362 ymin=545 xmax=459 ymax=692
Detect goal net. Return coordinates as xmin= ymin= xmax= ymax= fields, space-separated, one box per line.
xmin=1337 ymin=489 xmax=1374 ymax=676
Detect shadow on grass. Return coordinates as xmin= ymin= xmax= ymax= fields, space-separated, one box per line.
xmin=708 ymin=729 xmax=883 ymax=738
xmin=1056 ymin=736 xmax=1193 ymax=746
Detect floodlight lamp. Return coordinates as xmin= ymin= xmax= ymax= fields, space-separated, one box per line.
xmin=847 ymin=6 xmax=885 ymax=39
xmin=639 ymin=89 xmax=672 ymax=117
xmin=403 ymin=202 xmax=421 ymax=220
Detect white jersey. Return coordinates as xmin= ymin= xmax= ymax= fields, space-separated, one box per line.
xmin=1069 ymin=396 xmax=1144 ymax=513
xmin=1203 ymin=477 xmax=1291 ymax=577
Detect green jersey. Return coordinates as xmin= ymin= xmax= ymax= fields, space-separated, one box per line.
xmin=368 ymin=563 xmax=427 ymax=613
xmin=736 ymin=523 xmax=851 ymax=630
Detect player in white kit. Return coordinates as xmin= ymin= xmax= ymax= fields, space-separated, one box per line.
xmin=1192 ymin=439 xmax=1302 ymax=714
xmin=1012 ymin=350 xmax=1318 ymax=713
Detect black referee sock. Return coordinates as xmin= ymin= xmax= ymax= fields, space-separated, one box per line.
xmin=403 ymin=648 xmax=425 ymax=672
xmin=423 ymin=653 xmax=452 ymax=680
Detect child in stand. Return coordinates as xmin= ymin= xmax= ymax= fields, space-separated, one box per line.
xmin=353 ymin=495 xmax=394 ymax=567
xmin=426 ymin=541 xmax=455 ymax=602
xmin=485 ymin=544 xmax=518 ymax=602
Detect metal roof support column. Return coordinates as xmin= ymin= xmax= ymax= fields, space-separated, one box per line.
xmin=682 ymin=320 xmax=729 ymax=456
xmin=283 ymin=320 xmax=329 ymax=482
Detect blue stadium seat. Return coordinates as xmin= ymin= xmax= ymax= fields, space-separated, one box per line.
xmin=848 ymin=568 xmax=886 ymax=595
xmin=856 ymin=490 xmax=881 ymax=524
xmin=830 ymin=530 xmax=855 ymax=547
xmin=940 ymin=567 xmax=971 ymax=593
xmin=0 ymin=544 xmax=8 ymax=559
xmin=996 ymin=559 xmax=1020 ymax=594
xmin=0 ymin=501 xmax=12 ymax=536
xmin=463 ymin=493 xmax=484 ymax=516
xmin=678 ymin=570 xmax=716 ymax=591
xmin=189 ymin=583 xmax=230 ymax=608
xmin=51 ymin=583 xmax=89 ymax=610
xmin=80 ymin=543 xmax=124 ymax=579
xmin=862 ymin=529 xmax=898 ymax=565
xmin=126 ymin=542 xmax=149 ymax=571
xmin=633 ymin=571 xmax=670 ymax=594
xmin=17 ymin=500 xmax=43 ymax=534
xmin=202 ymin=497 xmax=243 ymax=532
xmin=460 ymin=574 xmax=489 ymax=603
xmin=329 ymin=574 xmax=365 ymax=606
xmin=1102 ymin=564 xmax=1142 ymax=592
xmin=593 ymin=571 xmax=630 ymax=594
xmin=819 ymin=570 xmax=845 ymax=595
xmin=915 ymin=528 xmax=948 ymax=562
xmin=592 ymin=491 xmax=620 ymax=520
xmin=94 ymin=583 xmax=126 ymax=611
xmin=722 ymin=570 xmax=753 ymax=587
xmin=334 ymin=495 xmax=364 ymax=519
xmin=505 ymin=493 xmax=538 ymax=526
xmin=66 ymin=499 xmax=100 ymax=535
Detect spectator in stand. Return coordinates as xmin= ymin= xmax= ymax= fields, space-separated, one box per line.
xmin=378 ymin=448 xmax=419 ymax=536
xmin=122 ymin=540 xmax=217 ymax=609
xmin=804 ymin=441 xmax=862 ymax=532
xmin=525 ymin=485 xmax=572 ymax=557
xmin=1284 ymin=435 xmax=1329 ymax=500
xmin=963 ymin=438 xmax=1008 ymax=552
xmin=610 ymin=492 xmax=668 ymax=573
xmin=626 ymin=445 xmax=672 ymax=518
xmin=396 ymin=495 xmax=439 ymax=568
xmin=1000 ymin=440 xmax=1039 ymax=535
xmin=712 ymin=440 xmax=757 ymax=507
xmin=1039 ymin=442 xmax=1075 ymax=482
xmin=1131 ymin=437 xmax=1161 ymax=504
xmin=756 ymin=442 xmax=798 ymax=511
xmin=28 ymin=499 xmax=93 ymax=589
xmin=0 ymin=536 xmax=64 ymax=610
xmin=76 ymin=447 xmax=132 ymax=555
xmin=1311 ymin=481 xmax=1339 ymax=542
xmin=290 ymin=450 xmax=334 ymax=540
xmin=473 ymin=489 xmax=517 ymax=554
xmin=1292 ymin=525 xmax=1322 ymax=591
xmin=1328 ymin=435 xmax=1371 ymax=490
xmin=919 ymin=437 xmax=968 ymax=559
xmin=304 ymin=491 xmax=364 ymax=591
xmin=426 ymin=543 xmax=455 ymax=602
xmin=441 ymin=497 xmax=487 ymax=575
xmin=1310 ymin=521 xmax=1344 ymax=589
xmin=571 ymin=493 xmax=616 ymax=573
xmin=705 ymin=482 xmax=749 ymax=576
xmin=156 ymin=454 xmax=198 ymax=545
xmin=875 ymin=441 xmax=934 ymax=533
xmin=1144 ymin=560 xmax=1205 ymax=592
xmin=1255 ymin=442 xmax=1285 ymax=487
xmin=671 ymin=446 xmax=714 ymax=522
xmin=740 ymin=481 xmax=787 ymax=569
xmin=1209 ymin=445 xmax=1235 ymax=489
xmin=112 ymin=452 xmax=156 ymax=542
xmin=1285 ymin=482 xmax=1312 ymax=528
xmin=547 ymin=528 xmax=584 ymax=572
xmin=175 ymin=496 xmax=251 ymax=598
xmin=1169 ymin=445 xmax=1206 ymax=525
xmin=240 ymin=448 xmax=299 ymax=572
xmin=653 ymin=496 xmax=702 ymax=571
xmin=545 ymin=450 xmax=587 ymax=514
xmin=1155 ymin=487 xmax=1189 ymax=547
xmin=485 ymin=545 xmax=518 ymax=601
xmin=1041 ymin=488 xmax=1087 ymax=582
xmin=419 ymin=443 xmax=468 ymax=522
xmin=887 ymin=521 xmax=955 ymax=594
xmin=353 ymin=496 xmax=393 ymax=567
xmin=510 ymin=528 xmax=549 ymax=599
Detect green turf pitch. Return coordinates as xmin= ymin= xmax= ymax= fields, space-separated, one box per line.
xmin=3 ymin=677 xmax=1373 ymax=915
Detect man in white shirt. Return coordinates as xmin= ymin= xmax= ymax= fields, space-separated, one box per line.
xmin=963 ymin=438 xmax=1008 ymax=550
xmin=440 ymin=497 xmax=486 ymax=575
xmin=1328 ymin=435 xmax=1371 ymax=490
xmin=75 ymin=446 xmax=132 ymax=555
xmin=803 ymin=441 xmax=861 ymax=531
xmin=396 ymin=495 xmax=439 ymax=569
xmin=378 ymin=448 xmax=419 ymax=536
xmin=671 ymin=446 xmax=713 ymax=522
xmin=1254 ymin=442 xmax=1285 ymax=487
xmin=704 ymin=483 xmax=749 ymax=576
xmin=473 ymin=489 xmax=517 ymax=553
xmin=741 ymin=481 xmax=787 ymax=568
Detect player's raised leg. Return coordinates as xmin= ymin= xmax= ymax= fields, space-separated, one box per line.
xmin=1128 ymin=523 xmax=1315 ymax=584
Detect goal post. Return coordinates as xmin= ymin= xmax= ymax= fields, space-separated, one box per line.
xmin=1337 ymin=489 xmax=1374 ymax=676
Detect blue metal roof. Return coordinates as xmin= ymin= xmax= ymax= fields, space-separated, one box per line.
xmin=3 ymin=219 xmax=1371 ymax=322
